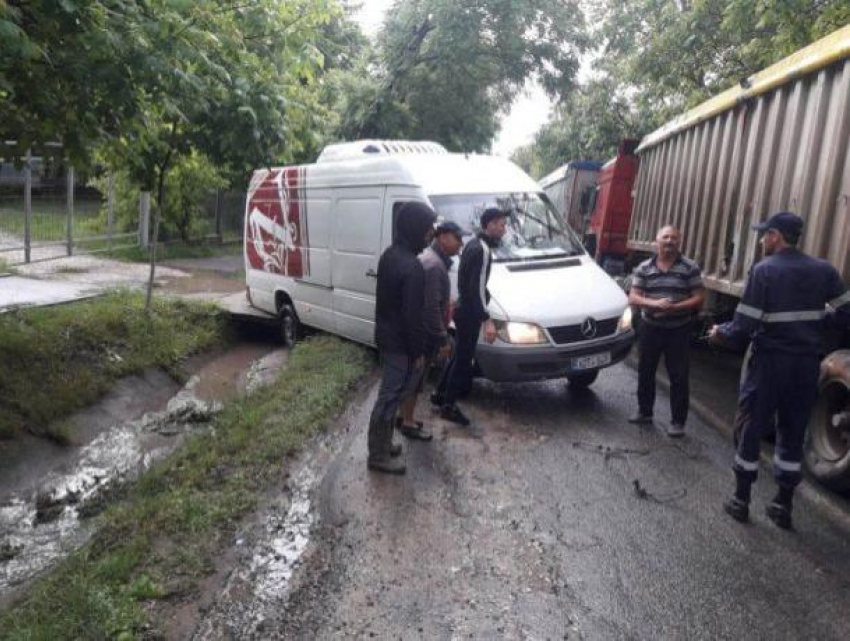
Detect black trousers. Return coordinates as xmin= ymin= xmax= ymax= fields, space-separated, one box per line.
xmin=637 ymin=323 xmax=690 ymax=425
xmin=437 ymin=311 xmax=480 ymax=405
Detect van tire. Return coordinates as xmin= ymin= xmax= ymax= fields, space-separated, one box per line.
xmin=567 ymin=370 xmax=599 ymax=389
xmin=804 ymin=350 xmax=850 ymax=492
xmin=279 ymin=303 xmax=299 ymax=347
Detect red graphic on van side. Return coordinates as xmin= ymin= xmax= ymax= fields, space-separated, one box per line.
xmin=245 ymin=167 xmax=309 ymax=277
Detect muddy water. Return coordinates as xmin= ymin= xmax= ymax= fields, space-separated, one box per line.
xmin=0 ymin=342 xmax=287 ymax=599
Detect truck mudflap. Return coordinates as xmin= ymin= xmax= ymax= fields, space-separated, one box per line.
xmin=805 ymin=350 xmax=850 ymax=492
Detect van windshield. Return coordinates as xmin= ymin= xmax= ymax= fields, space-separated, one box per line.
xmin=429 ymin=192 xmax=585 ymax=262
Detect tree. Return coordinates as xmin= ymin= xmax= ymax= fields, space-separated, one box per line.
xmin=334 ymin=0 xmax=589 ymax=151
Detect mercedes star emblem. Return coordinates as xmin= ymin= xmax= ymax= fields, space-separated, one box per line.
xmin=581 ymin=317 xmax=597 ymax=339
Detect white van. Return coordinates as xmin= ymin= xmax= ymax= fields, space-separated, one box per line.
xmin=244 ymin=140 xmax=635 ymax=388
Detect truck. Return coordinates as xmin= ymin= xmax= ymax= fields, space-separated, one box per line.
xmin=627 ymin=25 xmax=850 ymax=489
xmin=540 ymin=140 xmax=640 ymax=274
xmin=539 ymin=160 xmax=601 ymax=242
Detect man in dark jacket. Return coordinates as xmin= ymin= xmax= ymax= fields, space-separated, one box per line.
xmin=397 ymin=220 xmax=464 ymax=440
xmin=709 ymin=212 xmax=850 ymax=528
xmin=368 ymin=201 xmax=437 ymax=474
xmin=436 ymin=207 xmax=507 ymax=425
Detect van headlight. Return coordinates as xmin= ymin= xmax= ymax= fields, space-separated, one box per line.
xmin=617 ymin=306 xmax=633 ymax=332
xmin=493 ymin=320 xmax=548 ymax=344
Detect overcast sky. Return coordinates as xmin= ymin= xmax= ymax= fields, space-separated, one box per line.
xmin=351 ymin=0 xmax=553 ymax=157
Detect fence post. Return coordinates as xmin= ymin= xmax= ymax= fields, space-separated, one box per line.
xmin=66 ymin=165 xmax=75 ymax=256
xmin=139 ymin=191 xmax=151 ymax=248
xmin=107 ymin=173 xmax=115 ymax=248
xmin=24 ymin=149 xmax=32 ymax=264
xmin=214 ymin=190 xmax=223 ymax=243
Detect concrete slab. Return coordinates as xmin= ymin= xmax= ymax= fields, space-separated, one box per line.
xmin=0 ymin=276 xmax=102 ymax=313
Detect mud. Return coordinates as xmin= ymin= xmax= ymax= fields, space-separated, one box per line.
xmin=172 ymin=362 xmax=850 ymax=639
xmin=0 ymin=342 xmax=287 ymax=601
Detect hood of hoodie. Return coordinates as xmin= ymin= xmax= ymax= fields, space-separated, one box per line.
xmin=395 ymin=202 xmax=437 ymax=254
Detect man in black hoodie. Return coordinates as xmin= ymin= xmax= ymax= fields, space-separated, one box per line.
xmin=436 ymin=207 xmax=508 ymax=425
xmin=368 ymin=201 xmax=437 ymax=474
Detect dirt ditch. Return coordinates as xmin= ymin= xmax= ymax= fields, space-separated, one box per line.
xmin=0 ymin=338 xmax=287 ymax=602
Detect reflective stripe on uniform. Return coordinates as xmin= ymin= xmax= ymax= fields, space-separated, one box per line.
xmin=479 ymin=242 xmax=490 ymax=313
xmin=828 ymin=290 xmax=850 ymax=308
xmin=774 ymin=456 xmax=802 ymax=473
xmin=736 ymin=303 xmax=764 ymax=320
xmin=734 ymin=454 xmax=760 ymax=471
xmin=762 ymin=310 xmax=826 ymax=322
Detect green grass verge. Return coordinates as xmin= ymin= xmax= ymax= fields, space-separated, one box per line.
xmin=0 ymin=335 xmax=371 ymax=640
xmin=0 ymin=291 xmax=228 ymax=440
xmin=100 ymin=241 xmax=242 ymax=263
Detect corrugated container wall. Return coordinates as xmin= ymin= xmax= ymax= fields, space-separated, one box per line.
xmin=629 ymin=48 xmax=850 ymax=298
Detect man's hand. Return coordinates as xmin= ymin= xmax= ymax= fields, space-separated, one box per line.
xmin=438 ymin=343 xmax=452 ymax=360
xmin=707 ymin=324 xmax=723 ymax=345
xmin=483 ymin=319 xmax=497 ymax=344
xmin=653 ymin=298 xmax=673 ymax=311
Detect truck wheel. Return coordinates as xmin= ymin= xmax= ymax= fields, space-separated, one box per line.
xmin=279 ymin=303 xmax=300 ymax=347
xmin=567 ymin=370 xmax=599 ymax=389
xmin=804 ymin=350 xmax=850 ymax=492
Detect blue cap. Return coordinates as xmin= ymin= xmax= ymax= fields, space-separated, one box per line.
xmin=435 ymin=220 xmax=464 ymax=240
xmin=752 ymin=211 xmax=803 ymax=237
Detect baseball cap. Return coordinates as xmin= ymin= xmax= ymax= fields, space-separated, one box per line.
xmin=434 ymin=220 xmax=464 ymax=240
xmin=751 ymin=211 xmax=803 ymax=237
xmin=480 ymin=207 xmax=508 ymax=229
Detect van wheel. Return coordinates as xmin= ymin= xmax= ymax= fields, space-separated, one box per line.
xmin=804 ymin=350 xmax=850 ymax=492
xmin=279 ymin=303 xmax=299 ymax=347
xmin=567 ymin=370 xmax=599 ymax=389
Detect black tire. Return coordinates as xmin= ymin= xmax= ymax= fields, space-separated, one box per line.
xmin=567 ymin=370 xmax=599 ymax=389
xmin=279 ymin=303 xmax=299 ymax=347
xmin=804 ymin=350 xmax=850 ymax=492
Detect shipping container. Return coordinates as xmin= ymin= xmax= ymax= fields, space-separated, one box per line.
xmin=629 ymin=25 xmax=850 ymax=295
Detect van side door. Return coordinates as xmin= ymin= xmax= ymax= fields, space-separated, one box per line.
xmin=332 ymin=187 xmax=386 ymax=345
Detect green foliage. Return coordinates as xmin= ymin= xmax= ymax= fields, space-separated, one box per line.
xmin=162 ymin=151 xmax=228 ymax=244
xmin=332 ymin=0 xmax=588 ymax=152
xmin=0 ymin=336 xmax=371 ymax=639
xmin=522 ymin=0 xmax=847 ymax=176
xmin=0 ymin=291 xmax=227 ymax=439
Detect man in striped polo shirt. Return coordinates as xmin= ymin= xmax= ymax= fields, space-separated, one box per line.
xmin=628 ymin=225 xmax=705 ymax=437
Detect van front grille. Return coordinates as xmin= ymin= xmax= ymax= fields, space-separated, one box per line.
xmin=548 ymin=318 xmax=619 ymax=345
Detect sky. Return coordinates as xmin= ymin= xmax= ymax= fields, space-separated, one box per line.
xmin=351 ymin=0 xmax=553 ymax=157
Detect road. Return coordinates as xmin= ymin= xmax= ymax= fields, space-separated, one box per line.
xmin=189 ymin=360 xmax=850 ymax=640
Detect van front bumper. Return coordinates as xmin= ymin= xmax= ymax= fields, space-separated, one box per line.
xmin=474 ymin=329 xmax=635 ymax=383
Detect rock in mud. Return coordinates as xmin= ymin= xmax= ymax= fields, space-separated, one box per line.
xmin=0 ymin=540 xmax=23 ymax=563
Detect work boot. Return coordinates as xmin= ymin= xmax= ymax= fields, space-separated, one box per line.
xmin=627 ymin=413 xmax=653 ymax=425
xmin=367 ymin=457 xmax=406 ymax=475
xmin=723 ymin=496 xmax=750 ymax=523
xmin=765 ymin=501 xmax=793 ymax=530
xmin=665 ymin=423 xmax=685 ymax=438
xmin=400 ymin=423 xmax=433 ymax=441
xmin=440 ymin=403 xmax=470 ymax=426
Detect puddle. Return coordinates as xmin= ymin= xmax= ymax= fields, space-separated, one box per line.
xmin=190 ymin=423 xmax=349 ymax=639
xmin=0 ymin=343 xmax=287 ymax=599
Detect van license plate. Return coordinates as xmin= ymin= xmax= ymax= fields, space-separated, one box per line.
xmin=571 ymin=352 xmax=611 ymax=371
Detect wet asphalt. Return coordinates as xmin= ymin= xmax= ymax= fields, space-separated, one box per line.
xmin=267 ymin=362 xmax=850 ymax=639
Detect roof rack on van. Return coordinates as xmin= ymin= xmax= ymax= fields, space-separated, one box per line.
xmin=316 ymin=140 xmax=448 ymax=164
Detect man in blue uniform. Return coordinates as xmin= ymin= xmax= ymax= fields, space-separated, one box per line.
xmin=710 ymin=212 xmax=850 ymax=528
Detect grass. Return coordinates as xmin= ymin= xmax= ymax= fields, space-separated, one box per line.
xmin=100 ymin=241 xmax=242 ymax=263
xmin=0 ymin=291 xmax=228 ymax=440
xmin=0 ymin=335 xmax=372 ymax=640
xmin=0 ymin=201 xmax=105 ymax=242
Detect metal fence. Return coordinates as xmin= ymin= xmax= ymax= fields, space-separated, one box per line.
xmin=1 ymin=153 xmax=247 ymax=266
xmin=0 ymin=152 xmax=139 ymax=266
